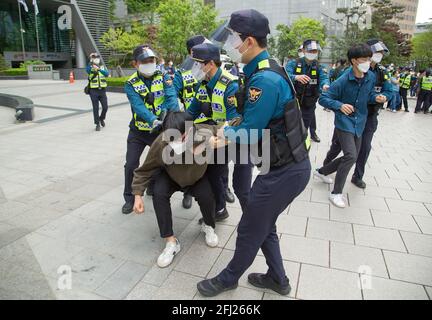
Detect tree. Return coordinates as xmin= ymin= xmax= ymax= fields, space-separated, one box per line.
xmin=156 ymin=0 xmax=219 ymax=63
xmin=412 ymin=25 xmax=432 ymax=70
xmin=126 ymin=0 xmax=162 ymax=24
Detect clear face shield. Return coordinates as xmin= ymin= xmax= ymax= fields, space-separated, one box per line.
xmin=370 ymin=42 xmax=390 ymax=55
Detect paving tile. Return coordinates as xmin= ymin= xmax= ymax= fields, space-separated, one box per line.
xmin=348 ymin=195 xmax=389 ymax=211
xmin=397 ymin=189 xmax=432 ymax=204
xmin=276 ymin=215 xmax=308 ymax=236
xmin=375 ymin=177 xmax=412 ymax=189
xmin=296 ymin=264 xmax=362 ymax=300
xmin=363 ymin=186 xmax=401 ymax=199
xmin=353 ymin=225 xmax=406 ymax=252
xmin=151 ymin=271 xmax=203 ymax=300
xmin=362 ymin=276 xmax=429 ymax=300
xmin=383 ymin=250 xmax=432 ymax=286
xmin=330 ymin=207 xmax=374 ymax=226
xmin=385 ymin=199 xmax=431 ymax=217
xmin=125 ymin=281 xmax=160 ymax=300
xmin=400 ymin=231 xmax=432 ymax=257
xmin=371 ymin=211 xmax=421 ymax=232
xmin=306 ymin=218 xmax=354 ymax=244
xmin=288 ymin=201 xmax=330 ymax=219
xmin=330 ymin=242 xmax=388 ymax=278
xmin=413 ymin=215 xmax=432 ymax=235
xmin=279 ymin=234 xmax=329 ymax=267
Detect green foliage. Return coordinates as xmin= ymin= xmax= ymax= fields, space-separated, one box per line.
xmin=0 ymin=68 xmax=28 ymax=76
xmin=126 ymin=0 xmax=162 ymax=24
xmin=106 ymin=76 xmax=129 ymax=87
xmin=269 ymin=18 xmax=326 ymax=63
xmin=412 ymin=26 xmax=432 ymax=70
xmin=19 ymin=60 xmax=45 ymax=69
xmin=0 ymin=54 xmax=8 ymax=71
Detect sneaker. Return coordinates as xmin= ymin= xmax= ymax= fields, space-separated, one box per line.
xmin=392 ymin=110 xmax=396 ymax=113
xmin=329 ymin=193 xmax=346 ymax=208
xmin=201 ymin=224 xmax=219 ymax=247
xmin=313 ymin=169 xmax=333 ymax=184
xmin=157 ymin=239 xmax=181 ymax=268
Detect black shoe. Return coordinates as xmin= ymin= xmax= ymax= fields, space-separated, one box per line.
xmin=405 ymin=109 xmax=409 ymax=112
xmin=311 ymin=133 xmax=321 ymax=143
xmin=100 ymin=119 xmax=105 ymax=127
xmin=414 ymin=111 xmax=418 ymax=114
xmin=182 ymin=194 xmax=192 ymax=209
xmin=95 ymin=124 xmax=101 ymax=131
xmin=122 ymin=202 xmax=133 ymax=214
xmin=248 ymin=273 xmax=291 ymax=296
xmin=351 ymin=177 xmax=366 ymax=189
xmin=198 ymin=208 xmax=229 ymax=224
xmin=225 ymin=188 xmax=235 ymax=203
xmin=197 ymin=277 xmax=238 ymax=297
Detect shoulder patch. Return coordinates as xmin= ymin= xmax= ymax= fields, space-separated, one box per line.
xmin=219 ymin=75 xmax=231 ymax=86
xmin=227 ymin=95 xmax=237 ymax=106
xmin=248 ymin=87 xmax=263 ymax=104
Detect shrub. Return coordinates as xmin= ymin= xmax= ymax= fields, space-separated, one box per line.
xmin=106 ymin=76 xmax=129 ymax=87
xmin=19 ymin=60 xmax=45 ymax=69
xmin=0 ymin=68 xmax=28 ymax=76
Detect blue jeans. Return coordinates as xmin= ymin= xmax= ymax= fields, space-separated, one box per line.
xmin=389 ymin=92 xmax=401 ymax=111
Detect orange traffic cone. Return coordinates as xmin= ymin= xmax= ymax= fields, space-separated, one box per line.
xmin=69 ymin=70 xmax=75 ymax=84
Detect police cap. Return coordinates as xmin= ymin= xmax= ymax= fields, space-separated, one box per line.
xmin=186 ymin=35 xmax=206 ymax=52
xmin=133 ymin=45 xmax=157 ymax=61
xmin=191 ymin=43 xmax=220 ymax=62
xmin=228 ymin=9 xmax=270 ymax=38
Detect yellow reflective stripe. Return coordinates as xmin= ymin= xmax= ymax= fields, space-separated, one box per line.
xmin=305 ymin=134 xmax=311 ymax=150
xmin=258 ymin=59 xmax=270 ymax=70
xmin=311 ymin=70 xmax=317 ymax=76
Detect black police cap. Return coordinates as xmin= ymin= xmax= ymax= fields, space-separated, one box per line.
xmin=133 ymin=45 xmax=157 ymax=61
xmin=228 ymin=9 xmax=270 ymax=38
xmin=186 ymin=35 xmax=206 ymax=52
xmin=191 ymin=43 xmax=220 ymax=62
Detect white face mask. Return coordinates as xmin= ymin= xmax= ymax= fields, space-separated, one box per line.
xmin=371 ymin=53 xmax=383 ymax=63
xmin=138 ymin=62 xmax=157 ymax=77
xmin=93 ymin=58 xmax=100 ymax=65
xmin=169 ymin=141 xmax=186 ymax=155
xmin=305 ymin=53 xmax=318 ymax=61
xmin=357 ymin=61 xmax=371 ymax=73
xmin=223 ymin=32 xmax=247 ymax=63
xmin=191 ymin=62 xmax=206 ymax=81
xmin=298 ymin=52 xmax=305 ymax=58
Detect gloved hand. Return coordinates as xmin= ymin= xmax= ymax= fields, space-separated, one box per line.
xmin=150 ymin=119 xmax=163 ymax=134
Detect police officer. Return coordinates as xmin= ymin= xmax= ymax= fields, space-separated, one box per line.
xmin=285 ymin=40 xmax=330 ymax=143
xmin=86 ymin=53 xmax=109 ymax=131
xmin=399 ymin=67 xmax=411 ymax=112
xmin=187 ymin=42 xmax=250 ymax=221
xmin=122 ymin=45 xmax=179 ymax=214
xmin=415 ymin=69 xmax=432 ymax=114
xmin=197 ymin=9 xmax=311 ymax=297
xmin=174 ymin=36 xmax=237 ymax=209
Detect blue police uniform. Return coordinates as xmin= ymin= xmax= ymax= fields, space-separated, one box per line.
xmin=197 ymin=9 xmax=311 ymax=297
xmin=285 ymin=55 xmax=330 ymax=137
xmin=123 ymin=66 xmax=179 ymax=207
xmin=86 ymin=62 xmax=109 ymax=127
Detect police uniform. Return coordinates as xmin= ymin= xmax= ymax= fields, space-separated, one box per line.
xmin=197 ymin=10 xmax=311 ymax=297
xmin=122 ymin=46 xmax=179 ymax=213
xmin=187 ymin=43 xmax=251 ymax=217
xmin=285 ymin=40 xmax=330 ymax=141
xmin=399 ymin=70 xmax=411 ymax=112
xmin=86 ymin=54 xmax=109 ymax=129
xmin=415 ymin=71 xmax=432 ymax=113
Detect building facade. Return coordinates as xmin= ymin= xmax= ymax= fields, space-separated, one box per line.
xmin=0 ymin=0 xmax=110 ymax=68
xmin=414 ymin=21 xmax=432 ymax=35
xmin=390 ymin=0 xmax=419 ymax=37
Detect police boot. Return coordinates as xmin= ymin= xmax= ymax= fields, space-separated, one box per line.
xmin=182 ymin=193 xmax=192 ymax=209
xmin=225 ymin=188 xmax=235 ymax=203
xmin=248 ymin=273 xmax=291 ymax=296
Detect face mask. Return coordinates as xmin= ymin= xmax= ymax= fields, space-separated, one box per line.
xmin=93 ymin=58 xmax=100 ymax=65
xmin=371 ymin=53 xmax=383 ymax=63
xmin=357 ymin=61 xmax=371 ymax=73
xmin=305 ymin=53 xmax=318 ymax=61
xmin=191 ymin=62 xmax=206 ymax=81
xmin=223 ymin=33 xmax=248 ymax=63
xmin=138 ymin=62 xmax=156 ymax=77
xmin=298 ymin=52 xmax=305 ymax=58
xmin=169 ymin=141 xmax=186 ymax=155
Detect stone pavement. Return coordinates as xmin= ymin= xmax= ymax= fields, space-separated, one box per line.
xmin=0 ymin=79 xmax=431 ymax=300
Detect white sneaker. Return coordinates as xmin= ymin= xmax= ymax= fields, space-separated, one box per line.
xmin=157 ymin=239 xmax=181 ymax=268
xmin=314 ymin=169 xmax=334 ymax=184
xmin=329 ymin=193 xmax=346 ymax=208
xmin=392 ymin=110 xmax=396 ymax=113
xmin=201 ymin=224 xmax=219 ymax=247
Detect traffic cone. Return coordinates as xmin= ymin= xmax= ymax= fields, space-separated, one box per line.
xmin=69 ymin=70 xmax=75 ymax=84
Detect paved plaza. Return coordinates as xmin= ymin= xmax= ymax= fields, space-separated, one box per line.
xmin=0 ymin=79 xmax=431 ymax=300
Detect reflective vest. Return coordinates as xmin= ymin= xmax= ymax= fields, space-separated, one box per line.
xmin=88 ymin=67 xmax=107 ymax=89
xmin=180 ymin=70 xmax=198 ymax=109
xmin=400 ymin=74 xmax=411 ymax=89
xmin=127 ymin=71 xmax=165 ymax=131
xmin=294 ymin=58 xmax=320 ymax=99
xmin=194 ymin=69 xmax=238 ymax=124
xmin=421 ymin=76 xmax=432 ymax=91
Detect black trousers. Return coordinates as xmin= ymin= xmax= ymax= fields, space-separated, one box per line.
xmin=399 ymin=88 xmax=409 ymax=111
xmin=319 ymin=129 xmax=362 ymax=194
xmin=353 ymin=114 xmax=378 ymax=181
xmin=323 ymin=127 xmax=340 ymax=166
xmin=123 ymin=129 xmax=158 ymax=204
xmin=206 ymin=144 xmax=253 ymax=213
xmin=153 ymin=170 xmax=215 ymax=238
xmin=217 ymin=158 xmax=311 ymax=286
xmin=89 ymin=88 xmax=108 ymax=124
xmin=415 ymin=90 xmax=432 ymax=112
